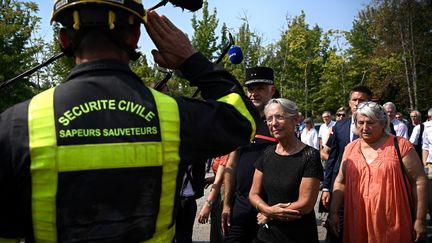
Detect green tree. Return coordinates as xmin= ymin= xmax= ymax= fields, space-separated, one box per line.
xmin=130 ymin=54 xmax=155 ymax=86
xmin=217 ymin=23 xmax=229 ymax=61
xmin=313 ymin=48 xmax=347 ymax=112
xmin=191 ymin=0 xmax=219 ymax=61
xmin=42 ymin=23 xmax=75 ymax=86
xmin=311 ymin=30 xmax=349 ymax=114
xmin=355 ymin=0 xmax=432 ymax=112
xmin=0 ymin=0 xmax=42 ymax=112
xmin=273 ymin=12 xmax=325 ymax=117
xmin=345 ymin=10 xmax=376 ymax=91
xmin=162 ymin=0 xmax=220 ymax=97
xmin=223 ymin=17 xmax=264 ymax=83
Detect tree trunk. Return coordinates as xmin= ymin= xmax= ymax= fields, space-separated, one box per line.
xmin=304 ymin=62 xmax=308 ymax=117
xmin=398 ymin=21 xmax=414 ymax=110
xmin=408 ymin=9 xmax=418 ymax=109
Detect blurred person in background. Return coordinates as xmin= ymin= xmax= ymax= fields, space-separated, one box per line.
xmin=319 ymin=111 xmax=336 ymax=169
xmin=198 ymin=154 xmax=229 ymax=243
xmin=301 ymin=117 xmax=319 ymax=150
xmin=409 ymin=110 xmax=425 ymax=160
xmin=320 ymin=107 xmax=347 ymax=162
xmin=384 ymin=102 xmax=408 ymax=138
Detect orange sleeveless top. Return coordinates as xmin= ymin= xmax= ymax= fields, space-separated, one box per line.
xmin=342 ymin=135 xmax=414 ymax=243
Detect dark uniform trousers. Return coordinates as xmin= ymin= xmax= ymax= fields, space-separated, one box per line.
xmin=175 ymin=196 xmax=197 ymax=243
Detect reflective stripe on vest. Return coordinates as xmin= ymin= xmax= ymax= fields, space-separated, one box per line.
xmin=28 ymin=87 xmax=181 ymax=242
xmin=217 ymin=93 xmax=256 ymax=141
xmin=0 ymin=238 xmax=20 ymax=243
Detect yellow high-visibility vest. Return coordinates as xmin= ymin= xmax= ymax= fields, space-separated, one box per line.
xmin=28 ymin=87 xmax=180 ymax=242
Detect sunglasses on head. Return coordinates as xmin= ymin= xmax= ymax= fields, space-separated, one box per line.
xmin=357 ymin=101 xmax=381 ymax=110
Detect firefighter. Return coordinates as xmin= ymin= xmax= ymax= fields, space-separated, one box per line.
xmin=0 ymin=0 xmax=256 ymax=242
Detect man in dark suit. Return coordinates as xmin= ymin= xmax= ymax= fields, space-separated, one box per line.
xmin=321 ymin=85 xmax=372 ymax=243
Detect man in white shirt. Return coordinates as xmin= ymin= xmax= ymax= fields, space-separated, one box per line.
xmin=383 ymin=102 xmax=408 ymax=138
xmin=319 ymin=111 xmax=336 ymax=150
xmin=409 ymin=110 xmax=423 ymax=136
xmin=423 ymin=122 xmax=432 ymax=164
xmin=409 ymin=110 xmax=425 ymax=159
xmin=319 ymin=111 xmax=335 ymax=168
xmin=421 ymin=109 xmax=432 ymax=221
xmin=422 ymin=109 xmax=432 ymax=166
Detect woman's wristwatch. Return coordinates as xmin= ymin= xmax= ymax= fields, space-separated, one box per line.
xmin=206 ymin=199 xmax=214 ymax=206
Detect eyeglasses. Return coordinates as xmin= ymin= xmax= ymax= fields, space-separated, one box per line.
xmin=266 ymin=114 xmax=291 ymax=124
xmin=336 ymin=113 xmax=345 ymax=117
xmin=357 ymin=101 xmax=381 ymax=110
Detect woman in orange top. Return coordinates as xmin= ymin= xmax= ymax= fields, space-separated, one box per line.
xmin=330 ymin=101 xmax=427 ymax=243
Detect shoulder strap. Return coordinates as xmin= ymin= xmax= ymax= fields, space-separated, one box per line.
xmin=419 ymin=123 xmax=425 ymax=145
xmin=393 ymin=136 xmax=414 ymax=221
xmin=394 ymin=136 xmax=404 ymax=168
xmin=390 ymin=122 xmax=396 ymax=135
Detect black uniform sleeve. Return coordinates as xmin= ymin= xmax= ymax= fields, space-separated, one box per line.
xmin=0 ymin=101 xmax=32 ymax=238
xmin=176 ymin=53 xmax=258 ymax=162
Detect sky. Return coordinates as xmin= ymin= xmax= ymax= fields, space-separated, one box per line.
xmin=32 ymin=0 xmax=370 ymax=63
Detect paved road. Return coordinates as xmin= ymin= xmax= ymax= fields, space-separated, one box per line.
xmin=191 ymin=172 xmax=327 ymax=242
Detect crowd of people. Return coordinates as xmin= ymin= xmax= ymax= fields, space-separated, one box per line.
xmin=196 ymin=80 xmax=432 ymax=243
xmin=192 ymin=68 xmax=432 ymax=243
xmin=0 ymin=1 xmax=431 ymax=243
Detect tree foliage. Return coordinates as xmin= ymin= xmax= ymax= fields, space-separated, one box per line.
xmin=223 ymin=16 xmax=264 ymax=83
xmin=272 ymin=12 xmax=326 ymax=117
xmin=349 ymin=0 xmax=432 ymax=114
xmin=130 ymin=54 xmax=155 ymax=86
xmin=42 ymin=23 xmax=75 ymax=86
xmin=0 ymin=0 xmax=42 ymax=112
xmin=191 ymin=0 xmax=219 ymax=61
xmin=4 ymin=0 xmax=432 ymax=119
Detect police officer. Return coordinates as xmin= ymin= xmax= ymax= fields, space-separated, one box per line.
xmin=222 ymin=67 xmax=278 ymax=243
xmin=0 ymin=1 xmax=257 ymax=242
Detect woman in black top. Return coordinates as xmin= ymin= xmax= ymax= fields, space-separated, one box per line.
xmin=249 ymin=98 xmax=323 ymax=243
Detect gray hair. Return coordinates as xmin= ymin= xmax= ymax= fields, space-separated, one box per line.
xmin=383 ymin=101 xmax=396 ymax=111
xmin=304 ymin=117 xmax=314 ymax=126
xmin=264 ymin=98 xmax=298 ymax=116
xmin=353 ymin=102 xmax=390 ymax=134
xmin=428 ymin=108 xmax=432 ymax=117
xmin=410 ymin=110 xmax=421 ymax=118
